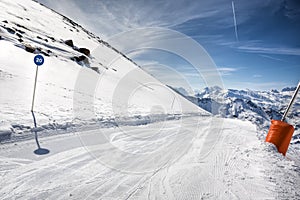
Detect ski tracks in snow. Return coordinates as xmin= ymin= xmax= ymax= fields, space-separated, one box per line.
xmin=1 ymin=117 xmax=300 ymax=199
xmin=128 ymin=118 xmax=277 ymax=199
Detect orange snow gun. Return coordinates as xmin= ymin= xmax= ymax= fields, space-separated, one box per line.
xmin=265 ymin=82 xmax=300 ymax=156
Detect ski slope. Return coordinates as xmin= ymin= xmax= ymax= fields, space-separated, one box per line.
xmin=1 ymin=0 xmax=300 ymax=199
xmin=1 ymin=117 xmax=299 ymax=199
xmin=0 ymin=0 xmax=206 ymax=141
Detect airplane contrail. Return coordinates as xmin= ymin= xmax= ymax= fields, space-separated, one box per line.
xmin=232 ymin=1 xmax=239 ymax=42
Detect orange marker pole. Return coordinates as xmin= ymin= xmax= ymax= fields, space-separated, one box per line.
xmin=265 ymin=82 xmax=300 ymax=156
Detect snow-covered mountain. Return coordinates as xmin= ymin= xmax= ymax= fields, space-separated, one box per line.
xmin=176 ymin=86 xmax=300 ymax=147
xmin=1 ymin=1 xmax=300 ymax=199
xmin=0 ymin=0 xmax=207 ymax=142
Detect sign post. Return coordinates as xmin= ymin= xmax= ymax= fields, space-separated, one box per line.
xmin=31 ymin=54 xmax=49 ymax=155
xmin=31 ymin=55 xmax=44 ymax=112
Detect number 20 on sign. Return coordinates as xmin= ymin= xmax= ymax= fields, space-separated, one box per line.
xmin=34 ymin=54 xmax=44 ymax=66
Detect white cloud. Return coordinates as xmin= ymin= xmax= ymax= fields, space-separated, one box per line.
xmin=237 ymin=46 xmax=300 ymax=56
xmin=36 ymin=0 xmax=297 ymax=91
xmin=227 ymin=81 xmax=288 ymax=91
xmin=259 ymin=54 xmax=286 ymax=62
xmin=38 ymin=0 xmax=277 ymax=38
xmin=217 ymin=67 xmax=238 ymax=76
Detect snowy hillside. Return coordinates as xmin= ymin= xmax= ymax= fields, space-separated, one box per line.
xmin=0 ymin=0 xmax=207 ymax=142
xmin=178 ymin=86 xmax=300 ymax=148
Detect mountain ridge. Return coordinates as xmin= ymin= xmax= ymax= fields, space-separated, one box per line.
xmin=173 ymin=86 xmax=300 ymax=147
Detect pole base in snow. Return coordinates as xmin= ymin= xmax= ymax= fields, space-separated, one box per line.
xmin=265 ymin=120 xmax=294 ymax=156
xmin=31 ymin=111 xmax=50 ymax=155
xmin=34 ymin=148 xmax=50 ymax=155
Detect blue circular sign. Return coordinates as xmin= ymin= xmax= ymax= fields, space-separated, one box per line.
xmin=34 ymin=55 xmax=44 ymax=66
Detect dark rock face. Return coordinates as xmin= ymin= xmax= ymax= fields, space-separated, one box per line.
xmin=64 ymin=39 xmax=74 ymax=47
xmin=64 ymin=39 xmax=91 ymax=57
xmin=78 ymin=47 xmax=90 ymax=56
xmin=48 ymin=36 xmax=55 ymax=42
xmin=41 ymin=51 xmax=50 ymax=56
xmin=16 ymin=32 xmax=22 ymax=38
xmin=6 ymin=27 xmax=15 ymax=34
xmin=24 ymin=44 xmax=36 ymax=53
xmin=91 ymin=67 xmax=100 ymax=73
xmin=15 ymin=28 xmax=25 ymax=34
xmin=72 ymin=55 xmax=87 ymax=62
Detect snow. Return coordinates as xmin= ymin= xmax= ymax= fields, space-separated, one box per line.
xmin=1 ymin=0 xmax=300 ymax=199
xmin=0 ymin=117 xmax=300 ymax=199
xmin=187 ymin=86 xmax=300 ymax=150
xmin=0 ymin=0 xmax=206 ymax=141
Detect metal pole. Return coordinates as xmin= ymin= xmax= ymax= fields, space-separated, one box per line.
xmin=31 ymin=110 xmax=41 ymax=149
xmin=31 ymin=65 xmax=39 ymax=112
xmin=281 ymin=82 xmax=300 ymax=121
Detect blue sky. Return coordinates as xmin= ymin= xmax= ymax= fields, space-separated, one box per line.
xmin=38 ymin=0 xmax=300 ymax=91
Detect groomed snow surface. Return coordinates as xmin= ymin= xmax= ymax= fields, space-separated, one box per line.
xmin=1 ymin=117 xmax=300 ymax=199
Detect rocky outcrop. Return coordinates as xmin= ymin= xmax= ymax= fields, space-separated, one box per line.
xmin=78 ymin=47 xmax=90 ymax=56
xmin=24 ymin=44 xmax=36 ymax=53
xmin=5 ymin=27 xmax=15 ymax=34
xmin=91 ymin=67 xmax=100 ymax=73
xmin=64 ymin=39 xmax=74 ymax=47
xmin=72 ymin=55 xmax=87 ymax=63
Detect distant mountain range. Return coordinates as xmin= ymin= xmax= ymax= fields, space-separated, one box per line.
xmin=172 ymin=86 xmax=300 ymax=147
